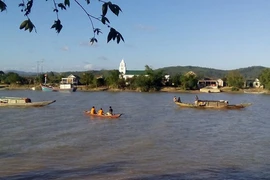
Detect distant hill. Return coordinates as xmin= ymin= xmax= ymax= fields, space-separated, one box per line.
xmin=4 ymin=70 xmax=37 ymax=76
xmin=4 ymin=66 xmax=268 ymax=80
xmin=158 ymin=66 xmax=267 ymax=79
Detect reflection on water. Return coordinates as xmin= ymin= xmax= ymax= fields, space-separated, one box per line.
xmin=0 ymin=90 xmax=270 ymax=179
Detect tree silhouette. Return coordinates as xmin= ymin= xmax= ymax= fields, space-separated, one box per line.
xmin=0 ymin=0 xmax=124 ymax=44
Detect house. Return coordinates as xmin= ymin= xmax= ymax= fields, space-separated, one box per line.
xmin=119 ymin=59 xmax=146 ymax=80
xmin=217 ymin=79 xmax=224 ymax=87
xmin=61 ymin=74 xmax=79 ymax=85
xmin=253 ymin=78 xmax=261 ymax=88
xmin=245 ymin=78 xmax=262 ymax=88
xmin=197 ymin=79 xmax=218 ymax=89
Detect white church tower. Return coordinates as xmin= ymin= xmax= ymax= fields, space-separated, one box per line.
xmin=119 ymin=59 xmax=126 ymax=74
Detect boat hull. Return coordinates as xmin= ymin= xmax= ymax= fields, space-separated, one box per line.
xmin=84 ymin=111 xmax=122 ymax=118
xmin=41 ymin=85 xmax=58 ymax=92
xmin=0 ymin=100 xmax=56 ymax=107
xmin=175 ymin=101 xmax=251 ymax=109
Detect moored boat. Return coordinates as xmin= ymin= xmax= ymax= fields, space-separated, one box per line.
xmin=84 ymin=111 xmax=122 ymax=118
xmin=0 ymin=97 xmax=56 ymax=107
xmin=41 ymin=84 xmax=58 ymax=92
xmin=244 ymin=90 xmax=266 ymax=94
xmin=174 ymin=96 xmax=251 ymax=109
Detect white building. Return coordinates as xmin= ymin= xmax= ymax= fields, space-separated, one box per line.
xmin=119 ymin=59 xmax=145 ymax=80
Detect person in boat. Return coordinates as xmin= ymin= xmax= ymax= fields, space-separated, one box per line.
xmin=173 ymin=96 xmax=177 ymax=102
xmin=177 ymin=97 xmax=181 ymax=103
xmin=195 ymin=95 xmax=199 ymax=105
xmin=90 ymin=106 xmax=96 ymax=114
xmin=98 ymin=108 xmax=104 ymax=115
xmin=106 ymin=106 xmax=113 ymax=116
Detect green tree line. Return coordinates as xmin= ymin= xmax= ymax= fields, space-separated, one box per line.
xmin=2 ymin=67 xmax=270 ymax=91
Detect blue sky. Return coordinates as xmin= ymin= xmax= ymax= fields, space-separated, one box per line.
xmin=1 ymin=0 xmax=270 ymax=72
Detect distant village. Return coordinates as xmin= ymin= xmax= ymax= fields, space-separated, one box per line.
xmin=0 ymin=59 xmax=269 ymax=93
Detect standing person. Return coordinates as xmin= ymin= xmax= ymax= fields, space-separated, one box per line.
xmin=98 ymin=108 xmax=104 ymax=115
xmin=90 ymin=106 xmax=96 ymax=114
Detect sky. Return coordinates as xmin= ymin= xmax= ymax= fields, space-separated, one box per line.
xmin=1 ymin=0 xmax=270 ymax=72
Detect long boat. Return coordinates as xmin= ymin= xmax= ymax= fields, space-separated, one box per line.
xmin=174 ymin=98 xmax=251 ymax=110
xmin=84 ymin=111 xmax=122 ymax=118
xmin=0 ymin=97 xmax=56 ymax=107
xmin=243 ymin=90 xmax=266 ymax=94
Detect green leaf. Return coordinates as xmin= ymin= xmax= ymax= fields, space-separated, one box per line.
xmin=109 ymin=4 xmax=122 ymax=16
xmin=116 ymin=35 xmax=120 ymax=44
xmin=51 ymin=19 xmax=63 ymax=33
xmin=64 ymin=0 xmax=70 ymax=7
xmin=0 ymin=0 xmax=7 ymax=12
xmin=94 ymin=28 xmax=102 ymax=35
xmin=107 ymin=28 xmax=116 ymax=43
xmin=19 ymin=20 xmax=28 ymax=30
xmin=102 ymin=3 xmax=108 ymax=16
xmin=58 ymin=3 xmax=66 ymax=10
xmin=90 ymin=37 xmax=98 ymax=45
xmin=101 ymin=16 xmax=110 ymax=24
xmin=28 ymin=20 xmax=35 ymax=32
xmin=107 ymin=28 xmax=124 ymax=44
xmin=118 ymin=33 xmax=125 ymax=43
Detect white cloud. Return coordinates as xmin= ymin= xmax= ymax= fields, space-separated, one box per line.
xmin=135 ymin=24 xmax=156 ymax=32
xmin=84 ymin=63 xmax=93 ymax=70
xmin=61 ymin=46 xmax=69 ymax=51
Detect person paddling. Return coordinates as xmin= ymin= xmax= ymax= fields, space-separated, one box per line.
xmin=98 ymin=108 xmax=104 ymax=115
xmin=90 ymin=106 xmax=96 ymax=114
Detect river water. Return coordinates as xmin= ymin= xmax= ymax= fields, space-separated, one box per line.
xmin=0 ymin=90 xmax=270 ymax=180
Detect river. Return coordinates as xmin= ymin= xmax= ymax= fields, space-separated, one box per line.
xmin=0 ymin=90 xmax=270 ymax=180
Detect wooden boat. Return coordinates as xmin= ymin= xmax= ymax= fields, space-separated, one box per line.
xmin=244 ymin=90 xmax=266 ymax=94
xmin=41 ymin=84 xmax=58 ymax=92
xmin=84 ymin=111 xmax=122 ymax=118
xmin=175 ymin=99 xmax=251 ymax=109
xmin=0 ymin=97 xmax=56 ymax=107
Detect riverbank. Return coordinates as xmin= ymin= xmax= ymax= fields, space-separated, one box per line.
xmin=2 ymin=84 xmax=269 ymax=94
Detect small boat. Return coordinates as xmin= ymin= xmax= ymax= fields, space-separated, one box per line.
xmin=0 ymin=97 xmax=56 ymax=107
xmin=41 ymin=84 xmax=58 ymax=92
xmin=174 ymin=96 xmax=251 ymax=110
xmin=244 ymin=90 xmax=266 ymax=94
xmin=84 ymin=111 xmax=122 ymax=118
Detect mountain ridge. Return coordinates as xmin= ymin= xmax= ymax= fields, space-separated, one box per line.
xmin=4 ymin=65 xmax=268 ymax=79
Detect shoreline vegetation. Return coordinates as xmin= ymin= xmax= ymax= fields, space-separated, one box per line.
xmin=1 ymin=84 xmax=269 ymax=94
